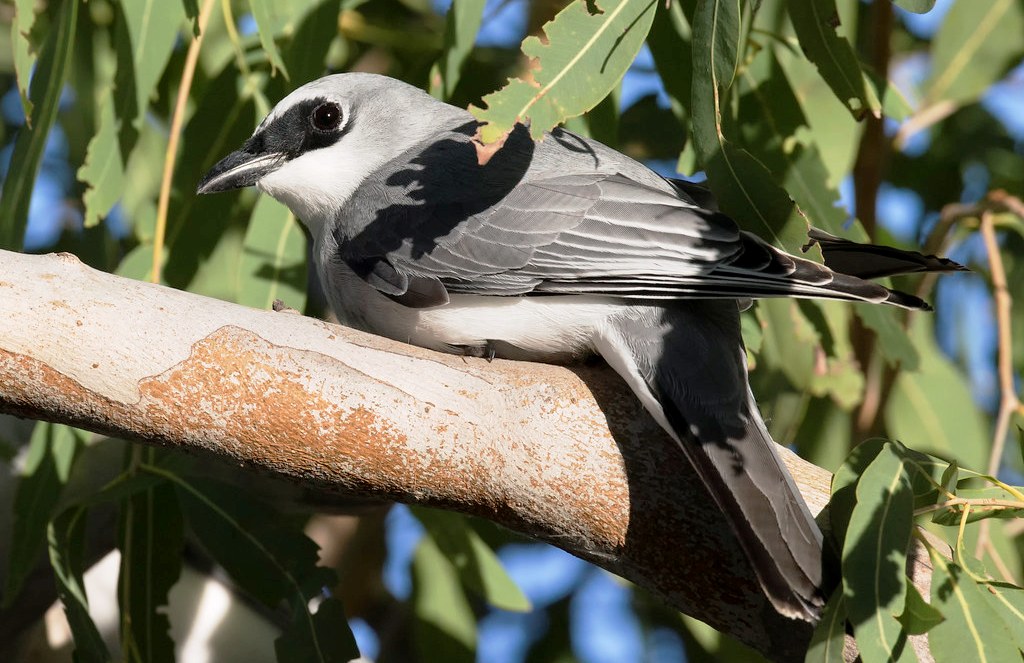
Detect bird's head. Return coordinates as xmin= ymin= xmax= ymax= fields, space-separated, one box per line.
xmin=197 ymin=73 xmax=463 ymax=233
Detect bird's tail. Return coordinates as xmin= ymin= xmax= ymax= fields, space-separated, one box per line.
xmin=595 ymin=301 xmax=825 ymax=621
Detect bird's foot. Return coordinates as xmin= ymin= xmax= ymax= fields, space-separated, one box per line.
xmin=272 ymin=299 xmax=301 ymax=314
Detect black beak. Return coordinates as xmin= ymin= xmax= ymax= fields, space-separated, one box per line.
xmin=196 ymin=148 xmax=287 ymax=194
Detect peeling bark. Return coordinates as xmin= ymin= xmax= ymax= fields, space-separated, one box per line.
xmin=0 ymin=250 xmax=931 ymax=662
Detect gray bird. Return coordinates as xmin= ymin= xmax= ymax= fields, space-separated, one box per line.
xmin=197 ymin=73 xmax=963 ymax=621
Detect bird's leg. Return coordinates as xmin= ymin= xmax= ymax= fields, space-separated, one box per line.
xmin=452 ymin=341 xmax=498 ymax=362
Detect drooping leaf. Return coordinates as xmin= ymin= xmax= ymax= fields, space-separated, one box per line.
xmin=691 ymin=0 xmax=806 ymax=251
xmin=736 ymin=48 xmax=858 ymax=236
xmin=172 ymin=475 xmax=351 ymax=661
xmin=10 ymin=0 xmax=37 ymax=120
xmin=786 ymin=0 xmax=881 ymax=118
xmin=238 ymin=196 xmax=307 ymax=312
xmin=118 ymin=480 xmax=184 ymax=663
xmin=413 ymin=508 xmax=531 ymax=612
xmin=249 ymin=0 xmax=290 ymax=77
xmin=924 ymin=0 xmax=1024 ymax=108
xmin=430 ymin=0 xmax=486 ymax=100
xmin=829 ymin=437 xmax=886 ymax=548
xmin=4 ymin=423 xmax=84 ymax=605
xmin=276 ymin=597 xmax=360 ymax=663
xmin=279 ymin=0 xmax=343 ymax=86
xmin=647 ymin=0 xmax=693 ymax=129
xmin=113 ymin=0 xmax=186 ymax=139
xmin=897 ymin=583 xmax=944 ymax=635
xmin=470 ymin=0 xmax=659 ymax=143
xmin=885 ymin=317 xmax=989 ymax=471
xmin=804 ymin=589 xmax=848 ymax=663
xmin=842 ymin=443 xmax=915 ymax=662
xmin=412 ymin=535 xmax=476 ymax=663
xmin=174 ymin=477 xmax=334 ymax=607
xmin=49 ymin=508 xmax=112 ymax=663
xmin=0 ymin=0 xmax=78 ymax=250
xmin=78 ymin=97 xmax=126 ymax=228
xmin=929 ymin=555 xmax=1020 ymax=663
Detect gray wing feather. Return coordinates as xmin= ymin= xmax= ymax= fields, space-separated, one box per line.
xmin=337 ymin=124 xmax=940 ymax=310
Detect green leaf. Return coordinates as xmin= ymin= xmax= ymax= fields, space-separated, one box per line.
xmin=984 ymin=582 xmax=1024 ymax=652
xmin=430 ymin=0 xmax=486 ymax=100
xmin=171 ymin=475 xmax=352 ymax=662
xmin=78 ymin=97 xmax=126 ymax=228
xmin=238 ymin=196 xmax=307 ymax=312
xmin=925 ymin=0 xmax=1024 ymax=108
xmin=470 ymin=0 xmax=659 ymax=142
xmin=413 ymin=508 xmax=531 ymax=612
xmin=4 ymin=423 xmax=84 ymax=605
xmin=276 ymin=597 xmax=360 ymax=663
xmin=897 ymin=583 xmax=944 ymax=636
xmin=736 ymin=48 xmax=859 ymax=236
xmin=412 ymin=535 xmax=476 ymax=663
xmin=885 ymin=318 xmax=989 ymax=471
xmin=114 ymin=0 xmax=186 ymax=139
xmin=647 ymin=0 xmax=693 ymax=125
xmin=854 ymin=305 xmax=919 ymax=369
xmin=929 ymin=555 xmax=1019 ymax=663
xmin=249 ymin=0 xmax=290 ymax=77
xmin=805 ymin=589 xmax=848 ymax=663
xmin=842 ymin=443 xmax=915 ymax=662
xmin=174 ymin=477 xmax=334 ymax=607
xmin=0 ymin=0 xmax=78 ymax=250
xmin=892 ymin=0 xmax=936 ymax=13
xmin=49 ymin=508 xmax=112 ymax=663
xmin=829 ymin=438 xmax=886 ymax=548
xmin=691 ymin=0 xmax=805 ymax=251
xmin=118 ymin=480 xmax=184 ymax=663
xmin=10 ymin=0 xmax=37 ymax=120
xmin=786 ymin=0 xmax=881 ymax=118
xmin=280 ymin=0 xmax=343 ymax=85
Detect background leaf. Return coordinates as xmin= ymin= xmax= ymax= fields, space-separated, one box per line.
xmin=0 ymin=0 xmax=78 ymax=249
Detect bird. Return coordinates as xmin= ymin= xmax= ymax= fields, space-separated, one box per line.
xmin=196 ymin=73 xmax=964 ymax=621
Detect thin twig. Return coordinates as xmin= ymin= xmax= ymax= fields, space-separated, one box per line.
xmin=151 ymin=0 xmax=217 ymax=284
xmin=975 ymin=207 xmax=1021 ymax=558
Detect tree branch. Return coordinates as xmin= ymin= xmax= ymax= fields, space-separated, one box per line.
xmin=0 ymin=250 xmax=932 ymax=662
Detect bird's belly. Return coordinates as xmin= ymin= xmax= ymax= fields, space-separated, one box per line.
xmin=320 ymin=263 xmax=617 ymax=362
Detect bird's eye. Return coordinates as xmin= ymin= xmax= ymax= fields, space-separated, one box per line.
xmin=310 ymin=102 xmax=342 ymax=132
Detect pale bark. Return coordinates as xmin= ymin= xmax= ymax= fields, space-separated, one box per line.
xmin=0 ymin=250 xmax=932 ymax=662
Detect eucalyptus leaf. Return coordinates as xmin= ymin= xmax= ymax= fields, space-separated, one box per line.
xmin=238 ymin=196 xmax=307 ymax=312
xmin=412 ymin=535 xmax=476 ymax=663
xmin=929 ymin=556 xmax=1019 ymax=663
xmin=10 ymin=0 xmax=37 ymax=120
xmin=691 ymin=0 xmax=805 ymax=252
xmin=925 ymin=0 xmax=1024 ymax=108
xmin=0 ymin=0 xmax=78 ymax=250
xmin=786 ymin=0 xmax=881 ymax=118
xmin=804 ymin=589 xmax=848 ymax=663
xmin=117 ymin=480 xmax=184 ymax=663
xmin=896 ymin=583 xmax=944 ymax=636
xmin=430 ymin=0 xmax=486 ymax=100
xmin=885 ymin=318 xmax=988 ymax=470
xmin=49 ymin=508 xmax=112 ymax=663
xmin=471 ymin=0 xmax=658 ymax=143
xmin=842 ymin=443 xmax=915 ymax=662
xmin=413 ymin=508 xmax=531 ymax=612
xmin=4 ymin=423 xmax=84 ymax=605
xmin=78 ymin=97 xmax=126 ymax=228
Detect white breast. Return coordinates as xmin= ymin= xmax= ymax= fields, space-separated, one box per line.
xmin=314 ymin=235 xmax=617 ymax=362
